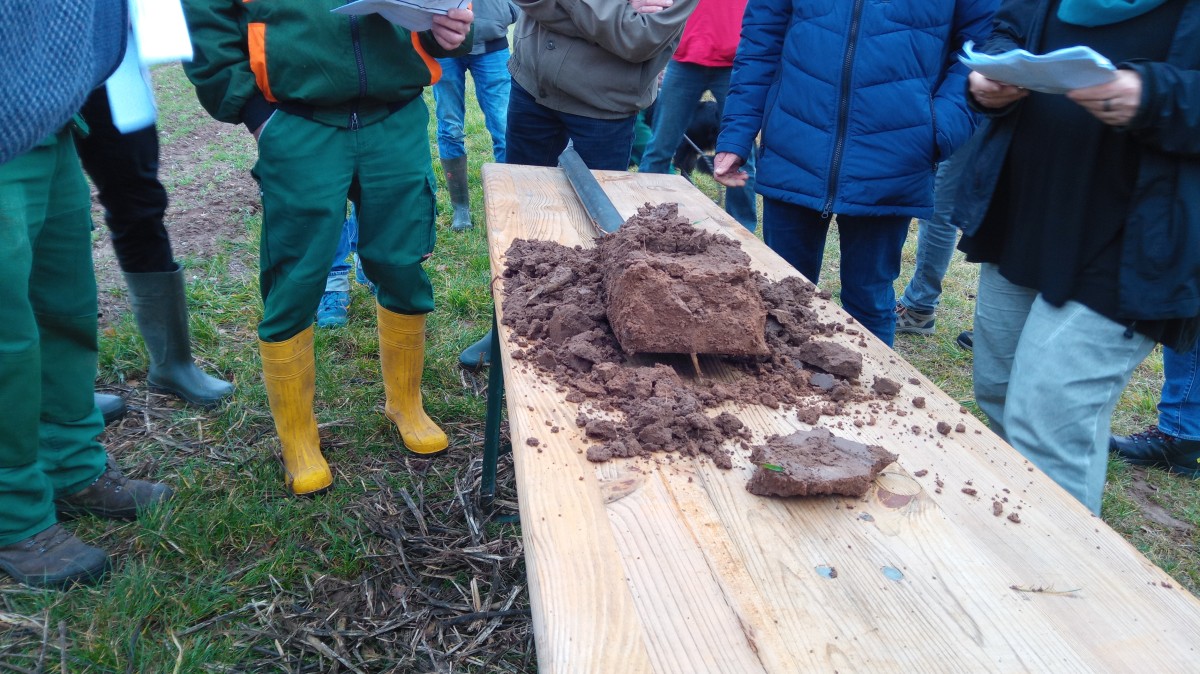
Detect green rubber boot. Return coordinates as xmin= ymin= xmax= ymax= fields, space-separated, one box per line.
xmin=94 ymin=392 xmax=126 ymax=426
xmin=124 ymin=266 xmax=234 ymax=406
xmin=459 ymin=329 xmax=493 ymax=370
xmin=441 ymin=156 xmax=473 ymax=232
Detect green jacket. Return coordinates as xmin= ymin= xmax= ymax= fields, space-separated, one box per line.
xmin=181 ymin=0 xmax=471 ymax=130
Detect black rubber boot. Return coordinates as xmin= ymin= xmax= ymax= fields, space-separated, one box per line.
xmin=124 ymin=266 xmax=234 ymax=407
xmin=94 ymin=392 xmax=126 ymax=426
xmin=459 ymin=329 xmax=493 ymax=370
xmin=0 ymin=524 xmax=109 ymax=589
xmin=1110 ymin=426 xmax=1200 ymax=477
xmin=441 ymin=156 xmax=473 ymax=232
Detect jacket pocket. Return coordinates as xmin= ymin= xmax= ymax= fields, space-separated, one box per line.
xmin=928 ymin=94 xmax=940 ymax=167
xmin=759 ymin=79 xmax=784 ymax=153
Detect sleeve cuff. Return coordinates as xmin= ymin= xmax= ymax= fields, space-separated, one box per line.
xmin=240 ymin=93 xmax=276 ymax=133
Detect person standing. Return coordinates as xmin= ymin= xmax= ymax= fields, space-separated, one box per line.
xmin=182 ymin=0 xmax=474 ymax=494
xmin=503 ymin=0 xmax=697 ymax=170
xmin=459 ymin=0 xmax=698 ymax=368
xmin=434 ymin=0 xmax=519 ymax=232
xmin=0 ymin=0 xmax=174 ymax=588
xmin=638 ymin=0 xmax=757 ymax=231
xmin=77 ymin=86 xmax=235 ymax=412
xmin=1110 ymin=341 xmax=1200 ymax=477
xmin=714 ymin=0 xmax=995 ymax=347
xmin=894 ymin=143 xmax=974 ymax=336
xmin=955 ymin=0 xmax=1200 ymax=514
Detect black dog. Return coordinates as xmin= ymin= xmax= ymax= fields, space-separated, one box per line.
xmin=641 ymin=99 xmax=720 ymax=180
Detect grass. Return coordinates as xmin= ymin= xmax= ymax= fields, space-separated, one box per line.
xmin=2 ymin=63 xmax=1196 ymax=672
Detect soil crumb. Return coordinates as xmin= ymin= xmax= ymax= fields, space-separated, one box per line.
xmin=746 ymin=428 xmax=898 ymax=497
xmin=499 ymin=203 xmax=896 ymax=471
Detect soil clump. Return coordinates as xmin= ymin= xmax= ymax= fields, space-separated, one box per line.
xmin=745 ymin=428 xmax=898 ymax=497
xmin=599 ymin=207 xmax=769 ymax=357
xmin=499 ymin=203 xmax=897 ymax=474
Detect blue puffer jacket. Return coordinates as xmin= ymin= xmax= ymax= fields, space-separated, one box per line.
xmin=717 ymin=0 xmax=995 ymax=219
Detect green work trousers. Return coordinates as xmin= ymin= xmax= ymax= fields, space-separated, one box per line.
xmin=0 ymin=131 xmax=107 ymax=546
xmin=253 ymin=100 xmax=439 ymax=342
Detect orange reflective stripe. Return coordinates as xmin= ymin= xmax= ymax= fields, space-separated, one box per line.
xmin=411 ymin=33 xmax=441 ymax=85
xmin=247 ymin=22 xmax=276 ymax=102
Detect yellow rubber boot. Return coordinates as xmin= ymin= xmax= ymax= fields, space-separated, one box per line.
xmin=259 ymin=326 xmax=333 ymax=495
xmin=377 ymin=305 xmax=449 ymax=455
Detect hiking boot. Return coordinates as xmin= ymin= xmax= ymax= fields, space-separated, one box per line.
xmin=895 ymin=302 xmax=936 ymax=335
xmin=1110 ymin=426 xmax=1200 ymax=478
xmin=56 ymin=461 xmax=174 ymax=520
xmin=956 ymin=330 xmax=974 ymax=352
xmin=316 ymin=291 xmax=350 ymax=329
xmin=0 ymin=524 xmax=110 ymax=589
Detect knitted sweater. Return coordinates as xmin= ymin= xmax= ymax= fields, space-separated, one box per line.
xmin=0 ymin=0 xmax=126 ymax=164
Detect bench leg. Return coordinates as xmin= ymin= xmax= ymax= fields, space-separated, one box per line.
xmin=480 ymin=310 xmax=512 ymax=516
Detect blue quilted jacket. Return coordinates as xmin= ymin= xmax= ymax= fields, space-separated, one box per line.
xmin=717 ymin=0 xmax=995 ymax=218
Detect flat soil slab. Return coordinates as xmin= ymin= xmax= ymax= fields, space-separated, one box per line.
xmin=747 ymin=427 xmax=898 ymax=498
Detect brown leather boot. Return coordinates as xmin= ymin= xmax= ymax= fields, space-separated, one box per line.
xmin=0 ymin=524 xmax=110 ymax=589
xmin=56 ymin=459 xmax=174 ymax=520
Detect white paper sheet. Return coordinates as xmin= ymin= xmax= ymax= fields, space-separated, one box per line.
xmin=959 ymin=41 xmax=1117 ymax=94
xmin=106 ymin=32 xmax=158 ymax=133
xmin=131 ymin=0 xmax=193 ymax=65
xmin=332 ymin=0 xmax=470 ymax=32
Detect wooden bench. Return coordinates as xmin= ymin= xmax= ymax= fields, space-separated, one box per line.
xmin=480 ymin=163 xmax=1200 ymax=672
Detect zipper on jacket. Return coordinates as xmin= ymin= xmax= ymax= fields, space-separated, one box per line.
xmin=349 ymin=13 xmax=368 ymax=129
xmin=822 ymin=0 xmax=866 ymax=219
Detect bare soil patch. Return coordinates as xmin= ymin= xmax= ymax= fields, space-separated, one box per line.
xmin=91 ymin=112 xmax=256 ymax=326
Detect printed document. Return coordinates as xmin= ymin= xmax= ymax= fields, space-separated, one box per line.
xmin=332 ymin=0 xmax=471 ymax=32
xmin=959 ymin=41 xmax=1116 ymax=94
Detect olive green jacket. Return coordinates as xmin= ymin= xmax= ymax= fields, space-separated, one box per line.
xmin=509 ymin=0 xmax=698 ymax=119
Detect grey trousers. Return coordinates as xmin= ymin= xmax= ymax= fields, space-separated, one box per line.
xmin=973 ymin=264 xmax=1155 ymax=515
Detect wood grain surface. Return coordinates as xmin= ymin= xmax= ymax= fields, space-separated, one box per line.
xmin=481 ymin=164 xmax=1200 ymax=673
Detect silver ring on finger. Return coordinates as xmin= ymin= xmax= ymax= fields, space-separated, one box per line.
xmin=1103 ymin=98 xmax=1113 ymax=112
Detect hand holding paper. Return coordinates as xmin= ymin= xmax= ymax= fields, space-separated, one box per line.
xmin=1066 ymin=69 xmax=1143 ymax=127
xmin=959 ymin=40 xmax=1116 ymax=94
xmin=333 ymin=0 xmax=471 ymax=33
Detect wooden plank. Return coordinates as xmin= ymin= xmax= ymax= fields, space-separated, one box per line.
xmin=482 ymin=165 xmax=654 ymax=673
xmin=481 ymin=164 xmax=1200 ymax=672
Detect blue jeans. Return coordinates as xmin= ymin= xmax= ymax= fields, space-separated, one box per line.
xmin=899 ymin=155 xmax=965 ymax=314
xmin=973 ymin=264 xmax=1155 ymax=514
xmin=434 ymin=49 xmax=511 ymax=162
xmin=324 ymin=203 xmax=371 ymax=293
xmin=638 ymin=61 xmax=757 ymax=232
xmin=505 ymin=81 xmax=636 ymax=170
xmin=1160 ymin=342 xmax=1200 ymax=440
xmin=762 ymin=198 xmax=910 ymax=346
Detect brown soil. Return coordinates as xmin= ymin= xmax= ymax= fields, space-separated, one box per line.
xmin=1126 ymin=467 xmax=1198 ymax=538
xmin=745 ymin=427 xmax=897 ymax=497
xmin=599 ymin=206 xmax=769 ymax=357
xmin=499 ymin=202 xmax=899 ymax=475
